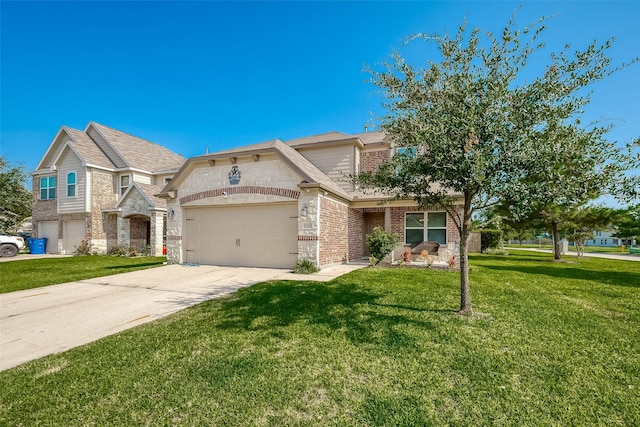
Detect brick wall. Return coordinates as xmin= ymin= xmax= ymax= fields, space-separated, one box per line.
xmin=347 ymin=208 xmax=364 ymax=260
xmin=32 ymin=177 xmax=59 ymax=237
xmin=361 ymin=150 xmax=389 ymax=172
xmin=319 ymin=196 xmax=349 ymax=265
xmin=130 ymin=216 xmax=148 ymax=251
xmin=390 ymin=206 xmax=460 ymax=244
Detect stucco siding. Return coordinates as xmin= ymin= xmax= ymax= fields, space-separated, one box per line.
xmin=179 ymin=157 xmax=301 ymax=207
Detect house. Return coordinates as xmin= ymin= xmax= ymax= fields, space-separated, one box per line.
xmin=158 ymin=131 xmax=463 ymax=268
xmin=32 ymin=122 xmax=185 ymax=255
xmin=585 ymin=230 xmax=635 ymax=247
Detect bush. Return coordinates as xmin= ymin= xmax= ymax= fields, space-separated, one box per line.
xmin=292 ymin=259 xmax=319 ymax=274
xmin=483 ymin=248 xmax=509 ymax=256
xmin=73 ymin=238 xmax=95 ymax=256
xmin=477 ymin=229 xmax=503 ymax=252
xmin=366 ymin=227 xmax=399 ymax=265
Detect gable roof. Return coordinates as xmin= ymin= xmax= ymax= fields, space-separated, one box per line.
xmin=35 ymin=122 xmax=185 ymax=174
xmin=160 ymin=138 xmax=350 ymax=200
xmin=114 ymin=182 xmax=166 ymax=210
xmin=88 ymin=122 xmax=185 ymax=172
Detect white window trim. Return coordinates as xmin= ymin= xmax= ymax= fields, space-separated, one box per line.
xmin=120 ymin=174 xmax=130 ymax=196
xmin=66 ymin=171 xmax=77 ymax=198
xmin=40 ymin=176 xmax=56 ymax=200
xmin=405 ymin=211 xmax=448 ymax=245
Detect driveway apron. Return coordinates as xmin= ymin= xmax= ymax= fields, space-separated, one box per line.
xmin=0 ymin=263 xmax=364 ymax=371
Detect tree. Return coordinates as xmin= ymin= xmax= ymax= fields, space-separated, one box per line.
xmin=562 ymin=205 xmax=621 ymax=258
xmin=0 ymin=156 xmax=32 ymax=234
xmin=613 ymin=205 xmax=640 ymax=243
xmin=355 ymin=13 xmax=635 ymax=314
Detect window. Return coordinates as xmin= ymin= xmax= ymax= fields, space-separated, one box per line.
xmin=164 ymin=177 xmax=172 ymax=184
xmin=40 ymin=176 xmax=56 ymax=200
xmin=67 ymin=172 xmax=76 ymax=197
xmin=120 ymin=175 xmax=130 ymax=195
xmin=405 ymin=212 xmax=447 ymax=245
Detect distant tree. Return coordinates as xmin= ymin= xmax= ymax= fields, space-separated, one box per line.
xmin=0 ymin=156 xmax=32 ymax=234
xmin=355 ymin=12 xmax=635 ymax=313
xmin=613 ymin=205 xmax=640 ymax=243
xmin=562 ymin=206 xmax=621 ymax=258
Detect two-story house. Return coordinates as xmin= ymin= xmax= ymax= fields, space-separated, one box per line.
xmin=158 ymin=131 xmax=463 ymax=268
xmin=32 ymin=122 xmax=184 ymax=255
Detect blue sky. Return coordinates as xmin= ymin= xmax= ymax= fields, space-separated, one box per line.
xmin=2 ymin=1 xmax=639 ymax=191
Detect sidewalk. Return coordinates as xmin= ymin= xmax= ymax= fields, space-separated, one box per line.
xmin=505 ymin=247 xmax=640 ymax=262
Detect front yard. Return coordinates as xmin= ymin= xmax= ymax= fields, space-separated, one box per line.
xmin=0 ymin=256 xmax=167 ymax=293
xmin=1 ymin=251 xmax=638 ymax=425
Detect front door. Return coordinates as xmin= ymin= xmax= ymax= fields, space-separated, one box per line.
xmin=363 ymin=212 xmax=385 ymax=257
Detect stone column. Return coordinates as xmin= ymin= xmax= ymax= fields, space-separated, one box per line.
xmin=117 ymin=215 xmax=130 ymax=248
xmin=297 ymin=191 xmax=320 ymax=266
xmin=149 ymin=212 xmax=165 ymax=256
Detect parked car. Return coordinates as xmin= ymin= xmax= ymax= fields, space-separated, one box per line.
xmin=0 ymin=234 xmax=25 ymax=257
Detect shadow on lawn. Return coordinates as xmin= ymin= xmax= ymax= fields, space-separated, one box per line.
xmin=215 ymin=279 xmax=448 ymax=350
xmin=479 ymin=262 xmax=640 ymax=289
xmin=106 ymin=262 xmax=165 ymax=270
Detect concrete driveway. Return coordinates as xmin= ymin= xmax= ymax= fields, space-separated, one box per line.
xmin=0 ymin=262 xmax=365 ymax=371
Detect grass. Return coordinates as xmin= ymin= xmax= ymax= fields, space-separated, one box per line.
xmin=0 ymin=256 xmax=167 ymax=293
xmin=1 ymin=251 xmax=639 ymax=425
xmin=507 ymin=243 xmax=638 ymax=255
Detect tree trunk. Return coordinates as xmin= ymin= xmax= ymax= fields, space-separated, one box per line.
xmin=458 ymin=196 xmax=473 ymax=314
xmin=459 ymin=225 xmax=472 ymax=314
xmin=551 ymin=221 xmax=561 ymax=261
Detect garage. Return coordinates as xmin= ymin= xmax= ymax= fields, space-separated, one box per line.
xmin=184 ymin=203 xmax=298 ymax=268
xmin=63 ymin=221 xmax=86 ymax=255
xmin=38 ymin=221 xmax=59 ymax=254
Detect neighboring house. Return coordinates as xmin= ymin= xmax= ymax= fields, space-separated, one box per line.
xmin=585 ymin=230 xmax=635 ymax=247
xmin=32 ymin=122 xmax=184 ymax=255
xmin=158 ymin=131 xmax=463 ymax=268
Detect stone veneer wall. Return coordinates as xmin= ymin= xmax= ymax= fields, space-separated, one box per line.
xmin=91 ymin=169 xmax=118 ymax=253
xmin=361 ymin=150 xmax=389 ymax=172
xmin=319 ymin=195 xmax=349 ymax=266
xmin=165 ymin=198 xmax=182 ymax=263
xmin=297 ymin=191 xmax=319 ymax=266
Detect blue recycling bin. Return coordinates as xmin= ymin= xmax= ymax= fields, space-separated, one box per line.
xmin=28 ymin=238 xmax=48 ymax=255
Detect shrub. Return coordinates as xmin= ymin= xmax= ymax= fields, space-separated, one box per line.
xmin=292 ymin=259 xmax=319 ymax=274
xmin=483 ymin=248 xmax=509 ymax=255
xmin=73 ymin=238 xmax=95 ymax=256
xmin=108 ymin=246 xmax=140 ymax=257
xmin=477 ymin=229 xmax=503 ymax=252
xmin=365 ymin=227 xmax=399 ymax=265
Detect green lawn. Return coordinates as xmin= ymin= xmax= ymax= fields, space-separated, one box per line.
xmin=0 ymin=256 xmax=167 ymax=293
xmin=1 ymin=251 xmax=639 ymax=425
xmin=507 ymin=243 xmax=638 ymax=255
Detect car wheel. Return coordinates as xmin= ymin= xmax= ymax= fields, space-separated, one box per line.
xmin=0 ymin=244 xmax=18 ymax=257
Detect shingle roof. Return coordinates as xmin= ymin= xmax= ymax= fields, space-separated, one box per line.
xmin=285 ymin=131 xmax=355 ymax=148
xmin=63 ymin=127 xmax=115 ymax=169
xmin=90 ymin=123 xmax=185 ymax=172
xmin=134 ymin=182 xmax=166 ymax=208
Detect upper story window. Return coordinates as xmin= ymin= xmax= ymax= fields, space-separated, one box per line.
xmin=164 ymin=177 xmax=172 ymax=185
xmin=396 ymin=147 xmax=417 ymax=158
xmin=40 ymin=176 xmax=56 ymax=200
xmin=120 ymin=175 xmax=130 ymax=195
xmin=405 ymin=212 xmax=447 ymax=245
xmin=67 ymin=172 xmax=76 ymax=197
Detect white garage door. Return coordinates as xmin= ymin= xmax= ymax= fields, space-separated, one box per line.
xmin=185 ymin=204 xmax=298 ymax=268
xmin=64 ymin=221 xmax=86 ymax=255
xmin=38 ymin=221 xmax=59 ymax=254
